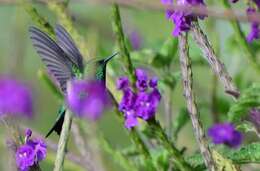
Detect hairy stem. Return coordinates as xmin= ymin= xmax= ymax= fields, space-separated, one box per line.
xmin=179 ymin=33 xmax=216 ymax=171
xmin=191 ymin=21 xmax=240 ymax=99
xmin=53 ymin=110 xmax=73 ymax=171
xmin=112 ymin=3 xmax=135 ymax=83
xmin=221 ymin=0 xmax=260 ymax=73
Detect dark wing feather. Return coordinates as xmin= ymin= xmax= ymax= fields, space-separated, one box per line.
xmin=55 ymin=25 xmax=84 ymax=72
xmin=29 ymin=26 xmax=73 ymax=93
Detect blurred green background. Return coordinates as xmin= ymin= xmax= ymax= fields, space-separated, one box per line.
xmin=0 ymin=0 xmax=259 ymax=171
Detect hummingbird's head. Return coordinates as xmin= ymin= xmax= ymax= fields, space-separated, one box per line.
xmin=95 ymin=52 xmax=119 ymax=81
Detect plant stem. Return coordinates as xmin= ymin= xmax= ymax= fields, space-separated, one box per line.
xmin=191 ymin=21 xmax=240 ymax=99
xmin=111 ymin=3 xmax=135 ymax=83
xmin=21 ymin=0 xmax=55 ymax=38
xmin=108 ymin=91 xmax=151 ymax=160
xmin=53 ymin=110 xmax=73 ymax=171
xmin=221 ymin=0 xmax=260 ymax=73
xmin=148 ymin=119 xmax=193 ymax=171
xmin=179 ymin=33 xmax=216 ymax=171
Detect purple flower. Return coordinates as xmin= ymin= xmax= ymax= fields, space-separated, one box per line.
xmin=119 ymin=88 xmax=136 ymax=112
xmin=135 ymin=68 xmax=148 ymax=91
xmin=25 ymin=129 xmax=32 ymax=139
xmin=208 ymin=123 xmax=243 ymax=148
xmin=161 ymin=0 xmax=173 ymax=4
xmin=124 ymin=110 xmax=138 ymax=129
xmin=149 ymin=77 xmax=158 ymax=88
xmin=117 ymin=76 xmax=130 ymax=90
xmin=161 ymin=0 xmax=206 ymax=36
xmin=117 ymin=69 xmax=161 ymax=129
xmin=129 ymin=31 xmax=142 ymax=50
xmin=67 ymin=80 xmax=111 ymax=120
xmin=33 ymin=139 xmax=47 ymax=161
xmin=16 ymin=129 xmax=47 ymax=171
xmin=246 ymin=8 xmax=260 ymax=43
xmin=16 ymin=145 xmax=35 ymax=171
xmin=0 ymin=78 xmax=33 ymax=118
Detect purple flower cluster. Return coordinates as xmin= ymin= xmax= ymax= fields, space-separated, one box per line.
xmin=232 ymin=0 xmax=260 ymax=42
xmin=246 ymin=7 xmax=260 ymax=43
xmin=16 ymin=129 xmax=47 ymax=171
xmin=0 ymin=78 xmax=33 ymax=118
xmin=161 ymin=0 xmax=206 ymax=36
xmin=117 ymin=69 xmax=161 ymax=129
xmin=66 ymin=80 xmax=111 ymax=120
xmin=208 ymin=123 xmax=243 ymax=148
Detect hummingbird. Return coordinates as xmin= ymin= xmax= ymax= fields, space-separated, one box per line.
xmin=29 ymin=25 xmax=117 ymax=137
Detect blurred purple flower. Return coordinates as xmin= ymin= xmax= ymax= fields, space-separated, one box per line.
xmin=208 ymin=123 xmax=243 ymax=148
xmin=67 ymin=80 xmax=111 ymax=120
xmin=161 ymin=0 xmax=173 ymax=4
xmin=118 ymin=69 xmax=161 ymax=129
xmin=16 ymin=129 xmax=47 ymax=171
xmin=0 ymin=78 xmax=33 ymax=118
xmin=161 ymin=0 xmax=206 ymax=36
xmin=246 ymin=8 xmax=260 ymax=43
xmin=129 ymin=31 xmax=142 ymax=50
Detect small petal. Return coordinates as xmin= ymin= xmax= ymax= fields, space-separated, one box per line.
xmin=124 ymin=110 xmax=138 ymax=129
xmin=149 ymin=77 xmax=158 ymax=88
xmin=117 ymin=76 xmax=129 ymax=90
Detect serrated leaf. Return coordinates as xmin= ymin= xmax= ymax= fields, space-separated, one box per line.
xmin=186 ymin=143 xmax=260 ymax=168
xmin=228 ymin=83 xmax=260 ymax=122
xmin=212 ymin=150 xmax=238 ymax=171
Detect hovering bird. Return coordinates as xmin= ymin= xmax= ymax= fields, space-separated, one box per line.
xmin=29 ymin=25 xmax=117 ymax=137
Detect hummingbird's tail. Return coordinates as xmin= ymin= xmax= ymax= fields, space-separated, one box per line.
xmin=45 ymin=109 xmax=65 ymax=138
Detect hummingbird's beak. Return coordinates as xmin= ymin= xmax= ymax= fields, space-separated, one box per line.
xmin=103 ymin=52 xmax=119 ymax=63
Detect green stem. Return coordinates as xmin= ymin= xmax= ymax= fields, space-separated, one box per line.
xmin=112 ymin=3 xmax=135 ymax=83
xmin=148 ymin=118 xmax=193 ymax=171
xmin=221 ymin=0 xmax=260 ymax=73
xmin=53 ymin=110 xmax=73 ymax=171
xmin=21 ymin=0 xmax=55 ymax=38
xmin=108 ymin=91 xmax=151 ymax=160
xmin=111 ymin=3 xmax=192 ymax=170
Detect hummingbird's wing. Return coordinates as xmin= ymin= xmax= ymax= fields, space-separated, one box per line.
xmin=29 ymin=27 xmax=74 ymax=93
xmin=55 ymin=25 xmax=84 ymax=72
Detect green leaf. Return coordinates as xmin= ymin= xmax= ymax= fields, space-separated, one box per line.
xmin=186 ymin=143 xmax=260 ymax=168
xmin=228 ymin=83 xmax=260 ymax=122
xmin=172 ymin=108 xmax=190 ymax=139
xmin=151 ymin=38 xmax=178 ymax=68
